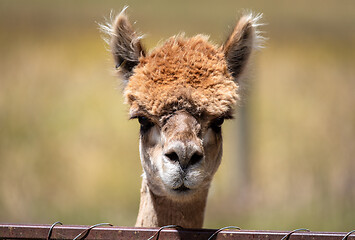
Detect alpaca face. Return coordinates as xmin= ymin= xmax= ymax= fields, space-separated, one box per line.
xmin=103 ymin=8 xmax=262 ymax=201
xmin=136 ymin=110 xmax=224 ymax=200
xmin=124 ymin=35 xmax=237 ymax=200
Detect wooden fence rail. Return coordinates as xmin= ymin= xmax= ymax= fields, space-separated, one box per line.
xmin=0 ymin=224 xmax=354 ymax=240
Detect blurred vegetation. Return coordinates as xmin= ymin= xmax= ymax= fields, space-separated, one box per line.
xmin=0 ymin=0 xmax=354 ymax=231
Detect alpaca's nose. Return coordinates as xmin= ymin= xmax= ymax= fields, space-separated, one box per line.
xmin=164 ymin=141 xmax=204 ymax=169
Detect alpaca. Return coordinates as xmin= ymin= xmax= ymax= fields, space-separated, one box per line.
xmin=101 ymin=8 xmax=263 ymax=228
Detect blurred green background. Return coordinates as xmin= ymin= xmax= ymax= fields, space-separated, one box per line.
xmin=0 ymin=0 xmax=354 ymax=231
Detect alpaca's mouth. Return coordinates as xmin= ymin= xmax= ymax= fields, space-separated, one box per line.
xmin=173 ymin=185 xmax=190 ymax=192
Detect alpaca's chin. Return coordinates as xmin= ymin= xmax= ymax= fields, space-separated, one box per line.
xmin=167 ymin=188 xmax=196 ymax=201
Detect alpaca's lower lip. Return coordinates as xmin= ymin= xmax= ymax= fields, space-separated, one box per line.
xmin=173 ymin=185 xmax=190 ymax=192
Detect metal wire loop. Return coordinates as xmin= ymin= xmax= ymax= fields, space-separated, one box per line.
xmin=146 ymin=225 xmax=183 ymax=240
xmin=72 ymin=223 xmax=113 ymax=240
xmin=342 ymin=230 xmax=355 ymax=240
xmin=47 ymin=221 xmax=63 ymax=240
xmin=207 ymin=226 xmax=241 ymax=240
xmin=280 ymin=228 xmax=310 ymax=240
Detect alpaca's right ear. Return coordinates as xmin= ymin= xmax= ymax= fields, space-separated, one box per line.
xmin=101 ymin=7 xmax=145 ymax=83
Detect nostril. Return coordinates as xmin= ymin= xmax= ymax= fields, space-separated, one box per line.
xmin=189 ymin=152 xmax=203 ymax=166
xmin=165 ymin=152 xmax=179 ymax=162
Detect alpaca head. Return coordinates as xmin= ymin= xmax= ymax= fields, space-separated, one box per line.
xmin=103 ymin=9 xmax=262 ymax=201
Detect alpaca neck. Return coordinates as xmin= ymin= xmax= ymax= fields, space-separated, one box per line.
xmin=135 ymin=179 xmax=208 ymax=228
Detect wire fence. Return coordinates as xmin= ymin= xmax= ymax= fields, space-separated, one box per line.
xmin=0 ymin=223 xmax=354 ymax=240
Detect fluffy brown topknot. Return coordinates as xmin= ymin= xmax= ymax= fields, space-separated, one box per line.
xmin=124 ymin=35 xmax=239 ymax=118
xmin=101 ymin=9 xmax=263 ymax=118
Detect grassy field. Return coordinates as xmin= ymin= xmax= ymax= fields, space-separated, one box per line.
xmin=0 ymin=0 xmax=354 ymax=231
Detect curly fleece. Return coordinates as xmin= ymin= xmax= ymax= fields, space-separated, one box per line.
xmin=124 ymin=35 xmax=239 ymax=117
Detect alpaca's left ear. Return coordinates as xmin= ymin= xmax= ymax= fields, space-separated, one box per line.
xmin=223 ymin=13 xmax=263 ymax=82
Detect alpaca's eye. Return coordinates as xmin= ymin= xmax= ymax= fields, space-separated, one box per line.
xmin=210 ymin=117 xmax=224 ymax=132
xmin=138 ymin=116 xmax=153 ymax=131
xmin=211 ymin=117 xmax=224 ymax=126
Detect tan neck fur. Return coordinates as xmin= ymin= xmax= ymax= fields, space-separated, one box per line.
xmin=135 ymin=179 xmax=208 ymax=228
